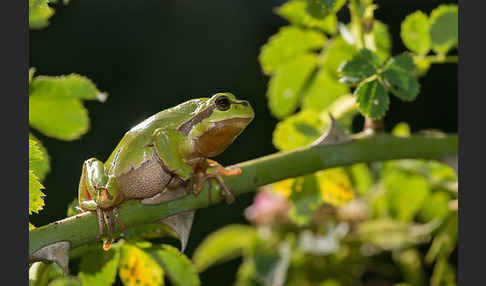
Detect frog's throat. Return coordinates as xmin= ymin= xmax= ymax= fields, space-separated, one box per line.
xmin=195 ymin=117 xmax=252 ymax=157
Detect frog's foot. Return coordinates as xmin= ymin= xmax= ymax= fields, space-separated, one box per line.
xmin=206 ymin=159 xmax=242 ymax=176
xmin=193 ymin=172 xmax=235 ymax=204
xmin=95 ymin=207 xmax=125 ymax=251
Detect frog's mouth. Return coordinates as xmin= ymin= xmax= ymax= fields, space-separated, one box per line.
xmin=196 ymin=117 xmax=252 ymax=157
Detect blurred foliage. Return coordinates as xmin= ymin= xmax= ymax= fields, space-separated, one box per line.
xmin=29 ymin=0 xmax=457 ymax=285
xmin=195 ymin=0 xmax=458 ymax=286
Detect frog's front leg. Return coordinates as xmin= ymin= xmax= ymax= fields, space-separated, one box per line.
xmin=78 ymin=158 xmax=124 ymax=250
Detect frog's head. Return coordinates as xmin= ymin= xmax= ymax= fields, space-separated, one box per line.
xmin=183 ymin=92 xmax=254 ymax=157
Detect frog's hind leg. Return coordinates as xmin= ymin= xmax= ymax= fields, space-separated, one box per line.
xmin=101 ymin=209 xmax=116 ymax=251
xmin=96 ymin=208 xmax=105 ymax=241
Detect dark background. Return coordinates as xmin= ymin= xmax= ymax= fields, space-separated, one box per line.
xmin=29 ymin=0 xmax=457 ymax=284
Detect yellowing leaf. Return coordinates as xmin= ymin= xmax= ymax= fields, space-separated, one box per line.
xmin=29 ymin=0 xmax=54 ymax=29
xmin=315 ymin=168 xmax=354 ymax=206
xmin=277 ymin=0 xmax=339 ymax=34
xmin=271 ymin=178 xmax=294 ymax=197
xmin=259 ymin=26 xmax=325 ymax=75
xmin=29 ymin=134 xmax=50 ymax=181
xmin=119 ymin=244 xmax=164 ymax=286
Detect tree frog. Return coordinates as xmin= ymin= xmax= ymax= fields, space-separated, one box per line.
xmin=77 ymin=93 xmax=254 ymax=249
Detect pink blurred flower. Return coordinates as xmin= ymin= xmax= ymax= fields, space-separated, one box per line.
xmin=245 ymin=190 xmax=290 ymax=225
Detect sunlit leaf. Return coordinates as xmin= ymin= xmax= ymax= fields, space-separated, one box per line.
xmin=355 ymin=79 xmax=389 ymax=119
xmin=193 ymin=225 xmax=257 ymax=272
xmin=79 ymin=248 xmax=119 ymax=286
xmin=401 ymin=11 xmax=431 ymax=55
xmin=119 ymin=244 xmax=164 ymax=286
xmin=419 ymin=191 xmax=450 ymax=221
xmin=48 ymin=277 xmax=82 ymax=286
xmin=429 ymin=5 xmax=458 ymax=55
xmin=147 ymin=245 xmax=200 ymax=286
xmin=339 ymin=49 xmax=381 ymax=84
xmin=234 ymin=258 xmax=259 ymax=286
xmin=259 ymin=26 xmax=325 ymax=75
xmin=392 ymin=122 xmax=411 ymax=137
xmin=273 ymin=109 xmax=324 ymax=151
xmin=348 ymin=163 xmax=374 ymax=196
xmin=267 ymin=54 xmax=318 ymax=119
xmin=29 ymin=74 xmax=108 ymax=140
xmin=277 ymin=0 xmax=339 ymax=34
xmin=29 ymin=170 xmax=45 ymax=215
xmin=29 ymin=0 xmax=54 ymax=29
xmin=301 ymin=69 xmax=349 ymax=112
xmin=306 ymin=0 xmax=339 ymax=19
xmin=370 ymin=21 xmax=392 ymax=61
xmin=321 ymin=36 xmax=357 ymax=76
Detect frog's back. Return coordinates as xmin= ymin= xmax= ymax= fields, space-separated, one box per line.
xmin=105 ymin=99 xmax=206 ymax=175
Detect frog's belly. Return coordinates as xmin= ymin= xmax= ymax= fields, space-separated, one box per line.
xmin=117 ymin=152 xmax=173 ymax=200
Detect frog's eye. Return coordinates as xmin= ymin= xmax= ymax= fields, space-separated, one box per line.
xmin=215 ymin=95 xmax=231 ymax=111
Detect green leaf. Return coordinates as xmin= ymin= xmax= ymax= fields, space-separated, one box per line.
xmin=29 ymin=170 xmax=45 ymax=215
xmin=29 ymin=134 xmax=50 ymax=181
xmin=29 ymin=0 xmax=54 ymax=29
xmin=277 ymin=0 xmax=338 ymax=34
xmin=119 ymin=244 xmax=165 ymax=286
xmin=401 ymin=11 xmax=431 ymax=55
xmin=429 ymin=5 xmax=458 ymax=55
xmin=370 ymin=21 xmax=392 ymax=61
xmin=316 ymin=168 xmax=355 ymax=206
xmin=355 ymin=79 xmax=389 ymax=119
xmin=339 ymin=49 xmax=381 ymax=84
xmin=78 ymin=248 xmax=119 ymax=286
xmin=147 ymin=244 xmax=200 ymax=286
xmin=392 ymin=249 xmax=426 ymax=286
xmin=273 ymin=109 xmax=324 ymax=150
xmin=29 ymin=223 xmax=36 ymax=230
xmin=392 ymin=122 xmax=411 ymax=137
xmin=384 ymin=171 xmax=430 ymax=221
xmin=234 ymin=258 xmax=259 ymax=286
xmin=30 ymin=74 xmax=108 ymax=102
xmin=29 ymin=74 xmax=107 ymax=140
xmin=381 ymin=54 xmax=420 ymax=101
xmin=259 ymin=26 xmax=325 ymax=75
xmin=288 ymin=174 xmax=323 ymax=225
xmin=321 ymin=36 xmax=358 ymax=76
xmin=193 ymin=225 xmax=257 ymax=272
xmin=419 ymin=191 xmax=450 ymax=221
xmin=301 ymin=69 xmax=349 ymax=112
xmin=48 ymin=277 xmax=82 ymax=286
xmin=267 ymin=53 xmax=318 ymax=119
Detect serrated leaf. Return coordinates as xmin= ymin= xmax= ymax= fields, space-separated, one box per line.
xmin=401 ymin=11 xmax=431 ymax=55
xmin=259 ymin=26 xmax=325 ymax=75
xmin=277 ymin=0 xmax=339 ymax=34
xmin=355 ymin=79 xmax=389 ymax=119
xmin=79 ymin=248 xmax=119 ymax=286
xmin=321 ymin=36 xmax=358 ymax=76
xmin=384 ymin=171 xmax=430 ymax=221
xmin=119 ymin=244 xmax=165 ymax=286
xmin=382 ymin=54 xmax=420 ymax=101
xmin=147 ymin=244 xmax=200 ymax=286
xmin=429 ymin=5 xmax=458 ymax=55
xmin=267 ymin=54 xmax=318 ymax=119
xmin=316 ymin=168 xmax=355 ymax=206
xmin=48 ymin=277 xmax=82 ymax=286
xmin=288 ymin=174 xmax=322 ymax=225
xmin=273 ymin=109 xmax=324 ymax=150
xmin=301 ymin=69 xmax=349 ymax=112
xmin=29 ymin=0 xmax=54 ymax=29
xmin=306 ymin=0 xmax=336 ymax=19
xmin=29 ymin=170 xmax=45 ymax=215
xmin=29 ymin=134 xmax=50 ymax=181
xmin=366 ymin=21 xmax=392 ymax=61
xmin=193 ymin=225 xmax=257 ymax=272
xmin=339 ymin=49 xmax=381 ymax=84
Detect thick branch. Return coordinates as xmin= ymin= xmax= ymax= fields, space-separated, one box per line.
xmin=29 ymin=134 xmax=457 ymax=255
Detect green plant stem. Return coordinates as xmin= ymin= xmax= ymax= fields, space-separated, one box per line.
xmin=29 ymin=134 xmax=457 ymax=256
xmin=427 ymin=55 xmax=458 ymax=64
